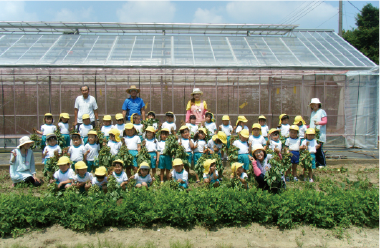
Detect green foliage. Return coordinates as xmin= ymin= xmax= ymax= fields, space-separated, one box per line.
xmin=43 ymin=154 xmax=62 ymax=180
xmin=315 ymin=127 xmax=320 ymax=142
xmin=175 ymin=140 xmax=190 ymax=167
xmin=115 ymin=143 xmax=134 ymax=168
xmin=141 ymin=119 xmax=159 ymax=133
xmin=266 ymin=153 xmax=286 ymax=189
xmin=281 ymin=148 xmax=292 ymax=172
xmin=95 ymin=146 xmax=113 ymax=169
xmin=137 ymin=145 xmax=151 ymax=165
xmin=55 ymin=127 xmax=67 ymax=149
xmin=163 ymin=134 xmax=178 ymax=157
xmin=299 ymin=149 xmax=313 ymax=170
xmin=30 ymin=133 xmax=42 ymax=150
xmin=227 ymin=135 xmax=239 ymax=164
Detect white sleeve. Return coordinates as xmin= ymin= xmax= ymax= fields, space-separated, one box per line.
xmin=69 ymin=170 xmax=75 ymax=179
xmin=41 ymin=125 xmax=45 ymax=133
xmin=92 ymin=97 xmax=98 ymax=110
xmin=148 ymin=175 xmax=152 ymax=183
xmin=53 ymin=171 xmax=59 ymax=180
xmin=171 ymin=170 xmax=175 ymax=178
xmin=261 ymin=137 xmax=266 ymax=146
xmin=203 ymin=173 xmax=208 ymax=179
xmin=74 ymin=97 xmax=79 ymax=109
xmin=123 ymin=173 xmax=128 ymax=181
xmin=183 ymin=171 xmax=188 ymax=181
xmin=136 ymin=136 xmax=141 ymax=144
xmin=57 ymin=146 xmax=62 ymax=154
xmin=285 ymin=138 xmax=289 ymax=146
xmin=173 ymin=123 xmax=177 ymax=131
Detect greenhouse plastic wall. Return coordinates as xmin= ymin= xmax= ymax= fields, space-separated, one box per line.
xmin=0 ymin=68 xmax=377 ymax=148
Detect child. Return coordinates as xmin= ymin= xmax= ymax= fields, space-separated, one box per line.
xmin=300 ymin=128 xmax=320 ymax=183
xmin=278 ymin=114 xmax=290 ymax=138
xmin=144 ymin=126 xmax=158 ymax=177
xmin=107 ymin=129 xmax=122 ymax=156
xmin=203 ymin=112 xmax=217 ymax=135
xmin=67 ymin=132 xmax=85 ymax=170
xmin=203 ymin=159 xmax=219 ymax=187
xmin=131 ymin=113 xmax=144 ymax=140
xmin=112 ymin=159 xmax=128 ymax=189
xmin=113 ymin=113 xmax=125 ymax=137
xmin=268 ymin=128 xmax=282 ymax=153
xmin=101 ymin=115 xmax=113 ymax=140
xmin=249 ymin=123 xmax=267 ymax=149
xmin=258 ymin=115 xmax=269 ymax=141
xmin=207 ymin=135 xmax=223 ymax=158
xmin=157 ymin=128 xmax=172 ymax=183
xmin=170 ymin=158 xmax=189 ymax=189
xmin=42 ymin=133 xmax=62 ymax=166
xmin=219 ymin=115 xmax=233 ymax=147
xmin=92 ymin=166 xmax=107 ymax=193
xmin=178 ymin=126 xmax=199 ymax=182
xmin=234 ymin=116 xmax=249 ymax=134
xmin=147 ymin=111 xmax=159 ymax=130
xmin=161 ymin=112 xmax=176 ymax=134
xmin=232 ymin=129 xmax=250 ymax=172
xmin=294 ymin=115 xmax=307 ymax=141
xmin=73 ymin=161 xmax=92 ymax=192
xmin=79 ymin=114 xmax=93 ymax=145
xmin=285 ymin=125 xmax=301 ymax=182
xmin=50 ymin=156 xmax=74 ymax=190
xmin=58 ymin=113 xmax=70 ymax=147
xmin=193 ymin=128 xmax=208 ymax=181
xmin=186 ymin=115 xmax=199 ymax=137
xmin=84 ymin=130 xmax=100 ymax=172
xmin=230 ymin=162 xmax=248 ymax=188
xmin=35 ymin=113 xmax=56 ymax=149
xmin=130 ymin=162 xmax=153 ymax=188
xmin=123 ymin=123 xmax=141 ymax=177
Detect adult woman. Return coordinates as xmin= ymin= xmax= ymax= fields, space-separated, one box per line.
xmin=10 ymin=136 xmax=41 ymax=187
xmin=185 ymin=88 xmax=208 ymax=125
xmin=309 ymin=98 xmax=327 ymax=168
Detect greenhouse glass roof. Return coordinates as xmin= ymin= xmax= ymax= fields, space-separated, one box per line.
xmin=0 ymin=22 xmax=376 ymax=69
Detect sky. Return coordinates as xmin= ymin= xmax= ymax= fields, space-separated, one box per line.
xmin=0 ymin=1 xmax=378 ymax=33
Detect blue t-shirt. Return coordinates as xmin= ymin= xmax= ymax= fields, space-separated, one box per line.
xmin=122 ymin=97 xmax=145 ymax=121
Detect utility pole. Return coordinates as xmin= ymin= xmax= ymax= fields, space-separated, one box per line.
xmin=338 ymin=0 xmax=343 ymax=36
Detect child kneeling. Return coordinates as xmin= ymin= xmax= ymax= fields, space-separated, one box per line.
xmin=50 ymin=156 xmax=74 ymax=190
xmin=170 ymin=158 xmax=188 ymax=189
xmin=203 ymin=159 xmax=219 ymax=187
xmin=73 ymin=161 xmax=92 ymax=192
xmin=92 ymin=166 xmax=108 ymax=193
xmin=130 ymin=162 xmax=154 ymax=189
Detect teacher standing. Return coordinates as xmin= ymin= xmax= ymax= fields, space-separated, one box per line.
xmin=309 ymin=98 xmax=327 ymax=168
xmin=185 ymin=88 xmax=208 ymax=124
xmin=122 ymin=85 xmax=146 ymax=121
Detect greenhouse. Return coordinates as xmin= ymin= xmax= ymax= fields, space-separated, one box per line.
xmin=0 ymin=22 xmax=378 ymax=148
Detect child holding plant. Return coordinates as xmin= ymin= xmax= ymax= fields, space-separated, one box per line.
xmin=113 ymin=113 xmax=125 ymax=137
xmin=193 ymin=128 xmax=208 ymax=181
xmin=107 ymin=129 xmax=122 ymax=156
xmin=147 ymin=111 xmax=159 ymax=130
xmin=232 ymin=129 xmax=251 ymax=172
xmin=35 ymin=113 xmax=56 ymax=149
xmin=249 ymin=123 xmax=267 ymax=149
xmin=42 ymin=133 xmax=62 ymax=166
xmin=234 ymin=116 xmax=249 ymax=134
xmin=268 ymin=128 xmax=282 ymax=153
xmin=250 ymin=144 xmax=274 ymax=190
xmin=203 ymin=159 xmax=219 ymax=187
xmin=144 ymin=126 xmax=158 ymax=177
xmin=101 ymin=115 xmax=113 ymax=140
xmin=84 ymin=130 xmax=100 ymax=172
xmin=230 ymin=162 xmax=248 ymax=188
xmin=67 ymin=132 xmax=85 ymax=170
xmin=170 ymin=158 xmax=188 ymax=189
xmin=300 ymin=128 xmax=320 ymax=182
xmin=79 ymin=114 xmax=93 ymax=145
xmin=258 ymin=115 xmax=269 ymax=141
xmin=73 ymin=161 xmax=92 ymax=192
xmin=186 ymin=115 xmax=198 ymax=136
xmin=123 ymin=123 xmax=141 ymax=175
xmin=278 ymin=114 xmax=290 ymax=138
xmin=294 ymin=115 xmax=307 ymax=141
xmin=131 ymin=113 xmax=144 ymax=140
xmin=203 ymin=112 xmax=217 ymax=135
xmin=219 ymin=115 xmax=233 ymax=147
xmin=92 ymin=166 xmax=108 ymax=192
xmin=178 ymin=126 xmax=194 ymax=170
xmin=58 ymin=113 xmax=71 ymax=147
xmin=285 ymin=125 xmax=301 ymax=182
xmin=157 ymin=128 xmax=171 ymax=183
xmin=130 ymin=162 xmax=154 ymax=188
xmin=50 ymin=156 xmax=74 ymax=190
xmin=207 ymin=135 xmax=223 ymax=158
xmin=111 ymin=159 xmax=128 ymax=189
xmin=161 ymin=112 xmax=176 ymax=134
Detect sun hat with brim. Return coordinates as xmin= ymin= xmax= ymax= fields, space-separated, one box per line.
xmin=126 ymin=85 xmax=140 ymax=94
xmin=258 ymin=115 xmax=266 ymax=120
xmin=198 ymin=128 xmax=207 ymax=134
xmin=46 ymin=133 xmax=57 ymax=140
xmin=60 ymin=113 xmax=70 ymax=119
xmin=268 ymin=128 xmax=279 ymax=136
xmin=88 ymin=130 xmax=98 ymax=136
xmin=45 ymin=113 xmax=53 ymax=117
xmin=145 ymin=126 xmax=156 ymax=133
xmin=179 ymin=125 xmax=189 ymax=131
xmin=191 ymin=88 xmax=203 ymax=95
xmin=172 ymin=158 xmax=183 ymax=167
xmin=306 ymin=128 xmax=316 ymax=135
xmin=115 ymin=113 xmax=124 ymax=120
xmin=217 ymin=131 xmax=227 ymax=144
xmin=251 ymin=123 xmax=261 ymax=130
xmin=309 ymin=98 xmax=322 ymax=106
xmin=293 ymin=115 xmax=306 ymax=125
xmin=18 ymin=136 xmax=34 ymax=149
xmin=75 ymin=161 xmax=88 ymax=170
xmin=279 ymin=114 xmax=289 ymax=125
xmin=108 ymin=129 xmax=121 ymax=142
xmin=160 ymin=128 xmax=170 ymax=133
xmin=212 ymin=135 xmax=218 ymax=141
xmin=231 ymin=162 xmax=243 ymax=174
xmin=165 ymin=111 xmax=174 ymax=116
xmin=240 ymin=129 xmax=250 ymax=138
xmin=112 ymin=159 xmax=124 ymax=166
xmin=82 ymin=114 xmax=90 ymax=120
xmin=252 ymin=144 xmax=265 ymax=154
xmin=95 ymin=166 xmax=107 ymax=176
xmin=236 ymin=116 xmax=248 ymax=126
xmin=57 ymin=156 xmax=71 ymax=166
xmin=124 ymin=123 xmax=135 ymax=130
xmin=139 ymin=162 xmax=150 ymax=170
xmin=289 ymin=125 xmax=299 ymax=132
xmin=203 ymin=159 xmax=216 ymax=174
xmin=103 ymin=115 xmax=112 ymax=121
xmin=222 ymin=115 xmax=230 ymax=121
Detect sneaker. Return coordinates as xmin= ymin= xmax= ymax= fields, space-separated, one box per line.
xmin=318 ymin=166 xmax=324 ymax=169
xmin=285 ymin=177 xmax=290 ymax=182
xmin=293 ymin=177 xmax=298 ymax=182
xmin=309 ymin=178 xmax=314 ymax=183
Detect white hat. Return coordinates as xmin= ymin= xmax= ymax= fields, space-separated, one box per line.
xmin=310 ymin=98 xmax=322 ymax=105
xmin=191 ymin=88 xmax=203 ymax=95
xmin=18 ymin=136 xmax=34 ymax=149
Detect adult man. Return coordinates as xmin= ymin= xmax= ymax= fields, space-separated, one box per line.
xmin=122 ymin=85 xmax=146 ymax=121
xmin=74 ymin=85 xmax=99 ymax=130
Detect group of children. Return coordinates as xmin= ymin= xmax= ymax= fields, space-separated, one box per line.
xmin=35 ymin=109 xmax=320 ymax=192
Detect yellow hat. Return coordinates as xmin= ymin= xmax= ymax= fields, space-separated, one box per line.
xmin=95 ymin=166 xmax=107 ymax=176
xmin=165 ymin=111 xmax=174 ymax=116
xmin=145 ymin=126 xmax=156 ymax=133
xmin=108 ymin=129 xmax=121 ymax=142
xmin=222 ymin=115 xmax=230 ymax=121
xmin=75 ymin=161 xmax=87 ymax=170
xmin=57 ymin=156 xmax=71 ymax=166
xmin=289 ymin=125 xmax=299 ymax=132
xmin=126 ymin=85 xmax=140 ymax=94
xmin=112 ymin=159 xmax=124 ymax=166
xmin=115 ymin=113 xmax=124 ymax=120
xmin=198 ymin=128 xmax=207 ymax=134
xmin=252 ymin=144 xmax=265 ymax=154
xmin=258 ymin=115 xmax=266 ymax=120
xmin=251 ymin=123 xmax=261 ymax=130
xmin=88 ymin=130 xmax=98 ymax=136
xmin=217 ymin=131 xmax=227 ymax=144
xmin=172 ymin=158 xmax=184 ymax=167
xmin=279 ymin=114 xmax=289 ymax=125
xmin=293 ymin=115 xmax=306 ymax=125
xmin=124 ymin=123 xmax=134 ymax=130
xmin=139 ymin=161 xmax=150 ymax=170
xmin=236 ymin=116 xmax=248 ymax=126
xmin=103 ymin=115 xmax=112 ymax=121
xmin=130 ymin=113 xmax=136 ymax=124
xmin=212 ymin=135 xmax=218 ymax=141
xmin=240 ymin=129 xmax=249 ymax=138
xmin=179 ymin=125 xmax=189 ymax=131
xmin=231 ymin=162 xmax=243 ymax=174
xmin=203 ymin=159 xmax=216 ymax=174
xmin=306 ymin=128 xmax=315 ymax=135
xmin=60 ymin=113 xmax=70 ymax=119
xmin=160 ymin=128 xmax=170 ymax=133
xmin=268 ymin=128 xmax=279 ymax=136
xmin=82 ymin=114 xmax=90 ymax=119
xmin=44 ymin=113 xmax=53 ymax=117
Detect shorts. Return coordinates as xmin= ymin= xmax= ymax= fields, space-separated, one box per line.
xmin=148 ymin=152 xmax=157 ymax=169
xmin=185 ymin=152 xmax=193 ymax=167
xmin=62 ymin=134 xmax=70 ymax=147
xmin=178 ymin=182 xmax=188 ymax=189
xmin=83 ymin=137 xmax=88 ymax=145
xmin=86 ymin=160 xmax=97 ymax=172
xmin=129 ymin=150 xmax=138 ymax=167
xmin=227 ymin=136 xmax=231 ymax=148
xmin=238 ymin=153 xmax=250 ymax=171
xmin=41 ymin=135 xmax=47 ymax=148
xmin=264 ymin=137 xmax=268 ymax=141
xmin=158 ymin=155 xmax=172 ymax=170
xmin=290 ymin=151 xmax=300 ymax=164
xmin=193 ymin=152 xmax=202 ymax=166
xmin=310 ymin=153 xmax=316 ymax=169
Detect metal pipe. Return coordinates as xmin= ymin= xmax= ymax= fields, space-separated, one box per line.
xmin=105 ymin=75 xmax=107 ymax=114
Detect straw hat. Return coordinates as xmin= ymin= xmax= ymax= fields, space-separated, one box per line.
xmin=126 ymin=85 xmax=140 ymax=94
xmin=191 ymin=88 xmax=203 ymax=95
xmin=17 ymin=136 xmax=34 ymax=149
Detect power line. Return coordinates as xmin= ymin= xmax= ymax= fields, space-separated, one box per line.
xmin=289 ymin=1 xmax=324 ymax=24
xmin=348 ymin=1 xmax=361 ymax=12
xmin=279 ymin=1 xmax=309 ymax=24
xmin=315 ymin=11 xmax=339 ymax=28
xmin=281 ymin=1 xmax=318 ymax=24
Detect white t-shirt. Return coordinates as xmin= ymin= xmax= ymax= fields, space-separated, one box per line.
xmin=79 ymin=124 xmax=93 ymax=138
xmin=161 ymin=122 xmax=176 ymax=134
xmin=261 ymin=125 xmax=269 ymax=137
xmin=113 ymin=124 xmax=125 ymax=137
xmin=145 ymin=138 xmax=158 ymax=152
xmin=41 ymin=124 xmax=56 ymax=136
xmin=108 ymin=140 xmax=122 ymax=155
xmin=58 ymin=122 xmax=70 ymax=135
xmin=310 ymin=109 xmax=327 ymax=143
xmin=134 ymin=173 xmax=152 ymax=184
xmin=301 ymin=139 xmax=317 ymax=154
xmin=232 ymin=140 xmax=249 ymax=154
xmin=134 ymin=124 xmax=144 ymax=135
xmin=248 ymin=135 xmax=266 ymax=148
xmin=269 ymin=140 xmax=282 ymax=152
xmin=186 ymin=123 xmax=198 ymax=135
xmin=84 ymin=143 xmax=100 ymax=161
xmin=179 ymin=138 xmax=193 ymax=152
xmin=279 ymin=124 xmax=290 ymax=138
xmin=54 ymin=168 xmax=75 ymax=182
xmin=74 ymin=172 xmax=93 ymax=183
xmin=203 ymin=170 xmax=218 ymax=180
xmin=92 ymin=176 xmax=107 ymax=187
xmin=112 ymin=171 xmax=128 ymax=185
xmin=124 ymin=135 xmax=141 ymax=150
xmin=298 ymin=125 xmax=307 ymax=139
xmin=204 ymin=122 xmax=217 ymax=134
xmin=193 ymin=140 xmax=207 ymax=153
xmin=207 ymin=139 xmax=222 ymax=152
xmin=101 ymin=125 xmax=113 ymax=137
xmin=69 ymin=145 xmax=85 ymax=162
xmin=240 ymin=172 xmax=248 ymax=179
xmin=74 ymin=95 xmax=98 ymax=123
xmin=43 ymin=145 xmax=62 ymax=159
xmin=285 ymin=137 xmax=301 ymax=151
xmin=171 ymin=169 xmax=188 ymax=183
xmin=235 ymin=125 xmax=248 ymax=134
xmin=157 ymin=140 xmax=167 ymax=155
xmin=220 ymin=124 xmax=233 ymax=136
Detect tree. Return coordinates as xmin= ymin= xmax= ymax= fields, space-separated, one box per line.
xmin=342 ymin=3 xmax=379 ymax=65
